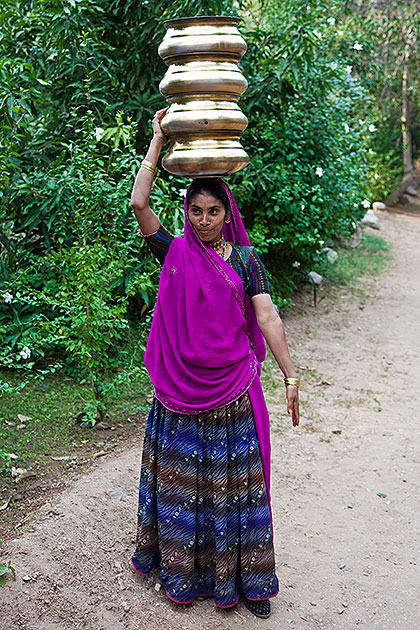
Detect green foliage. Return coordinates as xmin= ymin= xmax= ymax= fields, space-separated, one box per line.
xmin=0 ymin=0 xmax=401 ymax=418
xmin=0 ymin=560 xmax=16 ymax=586
xmin=234 ymin=0 xmax=371 ymax=302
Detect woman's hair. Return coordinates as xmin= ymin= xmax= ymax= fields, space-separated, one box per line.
xmin=187 ymin=178 xmax=230 ymax=215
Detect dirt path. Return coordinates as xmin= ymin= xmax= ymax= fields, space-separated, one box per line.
xmin=1 ymin=210 xmax=420 ymax=630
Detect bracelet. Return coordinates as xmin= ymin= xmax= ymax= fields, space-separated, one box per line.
xmin=141 ymin=159 xmax=157 ymax=176
xmin=284 ymin=377 xmax=300 ymax=388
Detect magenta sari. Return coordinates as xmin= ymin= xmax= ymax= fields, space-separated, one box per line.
xmin=144 ymin=180 xmax=272 ymax=494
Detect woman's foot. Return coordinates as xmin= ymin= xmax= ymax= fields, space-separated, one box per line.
xmin=244 ymin=597 xmax=271 ymax=619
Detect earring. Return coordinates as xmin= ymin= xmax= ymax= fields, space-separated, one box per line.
xmin=225 ymin=218 xmax=231 ymax=224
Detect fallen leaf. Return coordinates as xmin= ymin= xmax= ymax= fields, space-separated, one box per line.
xmin=17 ymin=425 xmax=26 ymax=430
xmin=17 ymin=414 xmax=32 ymax=423
xmin=314 ymin=380 xmax=332 ymax=386
xmin=234 ymin=611 xmax=247 ymax=620
xmin=4 ymin=453 xmax=18 ymax=460
xmin=93 ymin=450 xmax=107 ymax=459
xmin=95 ymin=422 xmax=111 ymax=430
xmin=51 ymin=456 xmax=71 ymax=461
xmin=11 ymin=467 xmax=27 ymax=478
xmin=16 ymin=471 xmax=37 ymax=482
xmin=377 ymin=492 xmax=387 ymax=498
xmin=0 ymin=497 xmax=12 ymax=511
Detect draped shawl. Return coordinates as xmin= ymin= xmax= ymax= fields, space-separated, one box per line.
xmin=144 ymin=180 xmax=272 ymax=493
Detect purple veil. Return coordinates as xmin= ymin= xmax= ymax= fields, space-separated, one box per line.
xmin=144 ymin=179 xmax=272 ymax=493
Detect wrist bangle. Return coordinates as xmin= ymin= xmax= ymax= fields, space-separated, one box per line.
xmin=141 ymin=160 xmax=157 ymax=176
xmin=284 ymin=377 xmax=300 ymax=388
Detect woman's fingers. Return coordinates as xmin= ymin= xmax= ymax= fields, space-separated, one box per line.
xmin=293 ymin=397 xmax=300 ymax=426
xmin=286 ymin=386 xmax=300 ymax=427
xmin=155 ymin=107 xmax=169 ymax=120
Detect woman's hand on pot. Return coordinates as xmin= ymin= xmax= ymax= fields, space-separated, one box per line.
xmin=152 ymin=108 xmax=169 ymax=143
xmin=286 ymin=385 xmax=299 ymax=427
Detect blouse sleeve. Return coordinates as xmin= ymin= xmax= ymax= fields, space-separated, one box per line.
xmin=143 ymin=224 xmax=175 ymax=265
xmin=248 ymin=248 xmax=270 ymax=297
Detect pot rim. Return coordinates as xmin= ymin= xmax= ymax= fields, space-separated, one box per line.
xmin=163 ymin=15 xmax=240 ymax=29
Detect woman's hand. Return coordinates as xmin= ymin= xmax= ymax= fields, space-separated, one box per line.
xmin=286 ymin=384 xmax=299 ymax=427
xmin=151 ymin=108 xmax=169 ymax=144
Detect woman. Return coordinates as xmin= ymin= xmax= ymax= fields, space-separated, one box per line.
xmin=130 ymin=109 xmax=300 ymax=619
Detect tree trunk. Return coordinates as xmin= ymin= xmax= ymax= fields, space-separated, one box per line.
xmin=402 ymin=44 xmax=413 ymax=176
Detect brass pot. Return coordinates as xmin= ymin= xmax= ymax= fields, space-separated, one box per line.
xmin=158 ymin=16 xmax=249 ymax=178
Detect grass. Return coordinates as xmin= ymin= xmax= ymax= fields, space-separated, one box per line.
xmin=316 ymin=232 xmax=392 ymax=289
xmin=0 ymin=368 xmax=151 ymax=502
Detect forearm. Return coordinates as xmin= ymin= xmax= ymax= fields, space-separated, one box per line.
xmin=131 ymin=136 xmax=165 ymax=210
xmin=258 ymin=315 xmax=297 ymax=379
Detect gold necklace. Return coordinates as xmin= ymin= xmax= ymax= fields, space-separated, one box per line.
xmin=210 ymin=237 xmax=228 ymax=260
xmin=209 ymin=236 xmax=225 ymax=250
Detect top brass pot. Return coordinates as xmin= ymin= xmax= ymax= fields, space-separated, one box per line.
xmin=158 ymin=16 xmax=250 ymax=178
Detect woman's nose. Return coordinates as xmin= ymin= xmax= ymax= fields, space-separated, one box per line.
xmin=200 ymin=215 xmax=210 ymax=225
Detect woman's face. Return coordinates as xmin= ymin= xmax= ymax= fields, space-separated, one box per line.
xmin=187 ymin=192 xmax=227 ymax=244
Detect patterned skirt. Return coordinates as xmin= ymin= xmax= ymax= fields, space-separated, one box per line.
xmin=131 ymin=392 xmax=279 ymax=608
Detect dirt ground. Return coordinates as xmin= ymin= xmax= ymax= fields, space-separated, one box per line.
xmin=1 ymin=209 xmax=419 ymax=630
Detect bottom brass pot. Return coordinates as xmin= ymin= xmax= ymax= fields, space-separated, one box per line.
xmin=161 ymin=138 xmax=250 ymax=178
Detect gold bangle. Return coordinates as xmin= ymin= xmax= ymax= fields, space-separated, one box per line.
xmin=284 ymin=377 xmax=300 ymax=388
xmin=141 ymin=160 xmax=157 ymax=175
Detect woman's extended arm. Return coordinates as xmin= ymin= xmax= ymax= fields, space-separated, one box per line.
xmin=252 ymin=293 xmax=300 ymax=426
xmin=131 ymin=108 xmax=168 ymax=236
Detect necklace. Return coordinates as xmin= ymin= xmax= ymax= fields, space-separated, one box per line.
xmin=209 ymin=236 xmax=225 ymax=250
xmin=210 ymin=236 xmax=228 ymax=260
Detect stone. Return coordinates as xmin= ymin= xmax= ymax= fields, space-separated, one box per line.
xmin=338 ymin=224 xmax=362 ymax=248
xmin=322 ymin=247 xmax=338 ymax=263
xmin=400 ymin=193 xmax=416 ymax=204
xmin=372 ymin=201 xmax=386 ymax=211
xmin=406 ymin=184 xmax=418 ymax=196
xmin=308 ymin=271 xmax=323 ymax=285
xmin=361 ymin=209 xmax=380 ymax=229
xmin=107 ymin=489 xmax=126 ymax=499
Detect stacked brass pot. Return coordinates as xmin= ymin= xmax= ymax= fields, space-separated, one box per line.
xmin=158 ymin=16 xmax=249 ymax=178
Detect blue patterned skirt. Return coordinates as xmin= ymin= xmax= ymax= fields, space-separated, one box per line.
xmin=131 ymin=392 xmax=279 ymax=608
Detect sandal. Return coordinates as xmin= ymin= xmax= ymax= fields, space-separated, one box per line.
xmin=244 ymin=597 xmax=271 ymax=619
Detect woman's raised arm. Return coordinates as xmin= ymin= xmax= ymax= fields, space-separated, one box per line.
xmin=131 ymin=108 xmax=168 ymax=236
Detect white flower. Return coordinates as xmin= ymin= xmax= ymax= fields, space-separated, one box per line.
xmin=292 ymin=261 xmax=301 ymax=268
xmin=374 ymin=173 xmax=380 ymax=180
xmin=331 ymin=62 xmax=338 ymax=70
xmin=94 ymin=127 xmax=104 ymax=141
xmin=315 ymin=167 xmax=324 ymax=177
xmin=368 ymin=148 xmax=374 ymax=154
xmin=345 ymin=65 xmax=353 ymax=75
xmin=301 ymin=204 xmax=305 ymax=211
xmin=368 ymin=124 xmax=376 ymax=132
xmin=179 ymin=188 xmax=188 ymax=197
xmin=19 ymin=346 xmax=31 ymax=359
xmin=344 ymin=123 xmax=350 ymax=133
xmin=353 ymin=42 xmax=363 ymax=51
xmin=358 ymin=119 xmax=365 ymax=125
xmin=3 ymin=291 xmax=13 ymax=303
xmin=327 ymin=17 xmax=336 ymax=26
xmin=362 ymin=199 xmax=371 ymax=209
xmin=337 ymin=29 xmax=344 ymax=36
xmin=313 ymin=29 xmax=322 ymax=39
